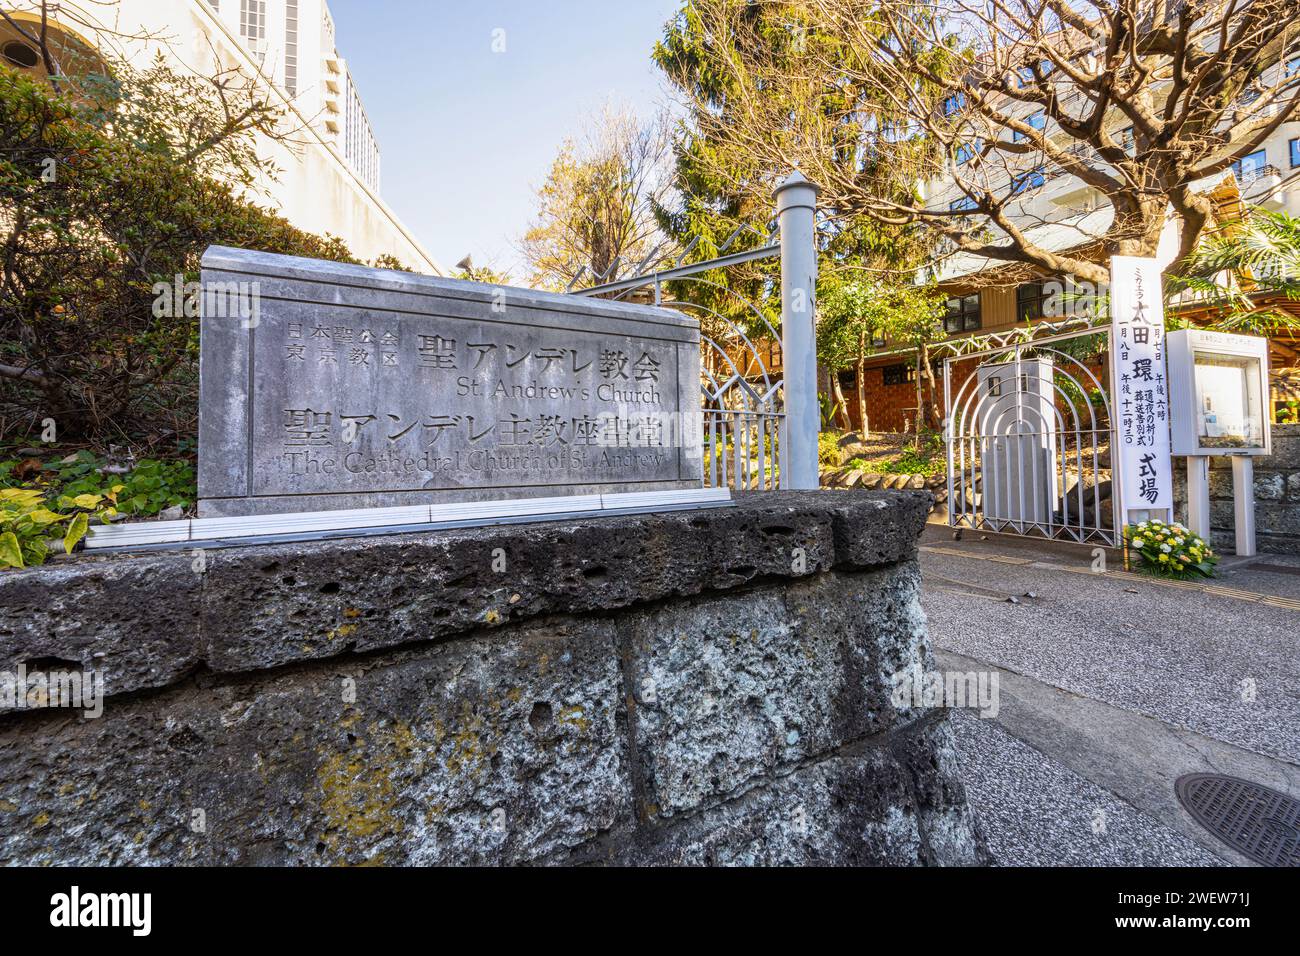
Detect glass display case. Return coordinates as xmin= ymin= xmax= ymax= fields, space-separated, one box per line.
xmin=1168 ymin=330 xmax=1271 ymax=457
xmin=1192 ymin=350 xmax=1265 ymax=449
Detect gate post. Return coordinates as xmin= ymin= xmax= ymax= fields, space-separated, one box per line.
xmin=775 ymin=170 xmax=820 ymax=490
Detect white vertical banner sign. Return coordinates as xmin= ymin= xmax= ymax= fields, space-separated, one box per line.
xmin=1108 ymin=256 xmax=1173 ymax=518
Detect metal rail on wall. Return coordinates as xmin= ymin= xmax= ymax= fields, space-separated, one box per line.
xmin=572 ymin=171 xmax=822 ymax=492
xmin=577 ymin=263 xmax=787 ymax=492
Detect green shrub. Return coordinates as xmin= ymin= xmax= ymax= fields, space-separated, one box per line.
xmin=1125 ymin=519 xmax=1217 ymax=578
xmin=52 ymin=454 xmax=194 ymax=515
xmin=880 ymin=446 xmax=945 ymax=477
xmin=878 ymin=432 xmax=945 ymax=476
xmin=0 ymin=451 xmax=195 ymax=517
xmin=0 ymin=59 xmax=369 ymax=446
xmin=0 ymin=486 xmax=119 ymax=569
xmin=818 ymin=431 xmax=841 ymax=467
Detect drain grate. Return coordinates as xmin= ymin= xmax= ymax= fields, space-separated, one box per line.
xmin=1175 ymin=774 xmax=1300 ymax=866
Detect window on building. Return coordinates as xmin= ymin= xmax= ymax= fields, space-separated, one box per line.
xmin=1011 ymin=167 xmax=1046 ymax=195
xmin=342 ymin=73 xmax=381 ymax=192
xmin=1232 ymin=148 xmax=1269 ymax=183
xmin=941 ymin=92 xmax=966 ymax=117
xmin=954 ymin=141 xmax=977 ymax=165
xmin=1012 ymin=112 xmax=1046 ymax=142
xmin=1118 ymin=125 xmax=1135 ymax=156
xmin=1016 ymin=282 xmax=1053 ymax=321
xmin=882 ymin=364 xmax=916 ymax=386
xmin=239 ymin=0 xmax=266 ymax=63
xmin=768 ymin=340 xmax=782 ymax=369
xmin=284 ymin=0 xmax=299 ymax=96
xmin=1287 ymin=54 xmax=1300 ymax=77
xmin=944 ymin=294 xmax=981 ymax=334
xmin=950 ymin=196 xmax=977 ymax=212
xmin=1290 ymin=138 xmax=1300 ymax=169
xmin=240 ymin=0 xmax=266 ymax=41
xmin=1 ymin=40 xmax=39 ymax=68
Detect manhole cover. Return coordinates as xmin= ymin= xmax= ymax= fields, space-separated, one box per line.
xmin=1175 ymin=774 xmax=1300 ymax=866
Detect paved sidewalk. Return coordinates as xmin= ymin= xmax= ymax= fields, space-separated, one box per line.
xmin=917 ymin=526 xmax=1300 ymax=866
xmin=946 ymin=710 xmax=1223 ymax=866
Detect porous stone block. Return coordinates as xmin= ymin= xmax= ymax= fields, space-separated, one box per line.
xmin=0 ymin=554 xmax=201 ymax=702
xmin=618 ymin=745 xmax=928 ymax=866
xmin=0 ymin=490 xmax=985 ymax=866
xmin=626 ymin=565 xmax=928 ymax=818
xmin=1254 ymin=472 xmax=1285 ymax=501
xmin=0 ymin=618 xmax=628 ymax=866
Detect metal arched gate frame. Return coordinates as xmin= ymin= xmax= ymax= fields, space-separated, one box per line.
xmin=944 ymin=325 xmax=1119 ymax=546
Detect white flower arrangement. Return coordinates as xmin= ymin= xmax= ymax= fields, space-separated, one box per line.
xmin=1125 ymin=521 xmax=1217 ymax=578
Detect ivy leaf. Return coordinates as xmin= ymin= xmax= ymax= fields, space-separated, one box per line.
xmin=0 ymin=532 xmax=23 ymax=569
xmin=63 ymin=512 xmax=89 ymax=554
xmin=25 ymin=508 xmax=65 ymax=526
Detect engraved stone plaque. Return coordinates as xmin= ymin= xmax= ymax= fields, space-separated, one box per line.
xmin=198 ymin=246 xmax=702 ymax=517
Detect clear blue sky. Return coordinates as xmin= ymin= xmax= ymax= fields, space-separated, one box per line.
xmin=329 ymin=0 xmax=683 ymax=280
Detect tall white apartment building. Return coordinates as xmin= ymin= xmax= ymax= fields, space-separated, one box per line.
xmin=0 ymin=0 xmax=442 ymax=273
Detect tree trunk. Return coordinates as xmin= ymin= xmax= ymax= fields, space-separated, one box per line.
xmin=856 ymin=361 xmax=868 ymax=439
xmin=913 ymin=353 xmax=924 ymax=446
xmin=920 ymin=342 xmax=941 ymax=430
xmin=831 ymin=373 xmax=851 ymax=432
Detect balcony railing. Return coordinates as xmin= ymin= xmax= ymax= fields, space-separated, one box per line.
xmin=1237 ymin=163 xmax=1282 ymax=187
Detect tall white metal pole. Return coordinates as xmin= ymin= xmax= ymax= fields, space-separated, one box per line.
xmin=775 ymin=170 xmax=820 ymax=490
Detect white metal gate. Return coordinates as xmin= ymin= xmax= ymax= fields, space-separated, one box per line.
xmin=944 ymin=326 xmax=1118 ymax=546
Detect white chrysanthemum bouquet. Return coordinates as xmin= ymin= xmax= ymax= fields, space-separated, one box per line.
xmin=1125 ymin=519 xmax=1218 ymax=578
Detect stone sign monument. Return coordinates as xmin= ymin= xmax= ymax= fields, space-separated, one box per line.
xmin=198 ymin=247 xmax=703 ymax=517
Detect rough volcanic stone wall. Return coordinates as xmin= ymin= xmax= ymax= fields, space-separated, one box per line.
xmin=1172 ymin=423 xmax=1300 ymax=555
xmin=0 ymin=491 xmax=987 ymax=866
